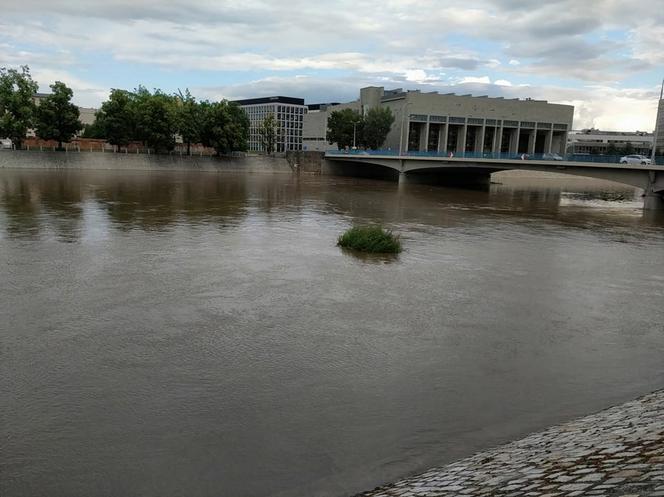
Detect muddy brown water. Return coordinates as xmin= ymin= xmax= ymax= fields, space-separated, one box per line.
xmin=1 ymin=168 xmax=663 ymax=497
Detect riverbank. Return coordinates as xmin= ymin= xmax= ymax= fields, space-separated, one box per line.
xmin=357 ymin=390 xmax=664 ymax=497
xmin=0 ymin=149 xmax=292 ymax=173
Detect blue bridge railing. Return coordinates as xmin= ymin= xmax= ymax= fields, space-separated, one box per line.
xmin=325 ymin=149 xmax=664 ymax=166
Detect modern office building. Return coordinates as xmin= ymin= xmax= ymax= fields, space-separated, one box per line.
xmin=303 ymin=86 xmax=574 ymax=155
xmin=567 ymin=129 xmax=653 ymax=155
xmin=233 ymin=96 xmax=306 ymax=153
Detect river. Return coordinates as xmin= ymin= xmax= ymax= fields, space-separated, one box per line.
xmin=1 ymin=168 xmax=664 ymax=497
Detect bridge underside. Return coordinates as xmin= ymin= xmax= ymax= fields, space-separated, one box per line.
xmin=323 ymin=157 xmax=664 ymax=210
xmin=399 ymin=168 xmax=495 ymax=188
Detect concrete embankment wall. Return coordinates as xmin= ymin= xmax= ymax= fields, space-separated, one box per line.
xmin=0 ymin=150 xmax=293 ymax=173
xmin=285 ymin=151 xmax=325 ymax=174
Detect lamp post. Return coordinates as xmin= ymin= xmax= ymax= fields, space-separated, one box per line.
xmin=652 ymin=79 xmax=664 ymax=165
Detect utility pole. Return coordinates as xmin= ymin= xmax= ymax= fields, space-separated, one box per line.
xmin=652 ymin=78 xmax=664 ymax=164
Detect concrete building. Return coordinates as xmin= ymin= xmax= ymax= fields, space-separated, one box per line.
xmin=234 ymin=96 xmax=306 ymax=153
xmin=78 ymin=107 xmax=96 ymax=127
xmin=567 ymin=129 xmax=653 ymax=155
xmin=303 ymin=86 xmax=574 ymax=155
xmin=303 ymin=103 xmax=343 ymax=152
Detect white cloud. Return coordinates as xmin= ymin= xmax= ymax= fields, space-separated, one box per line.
xmin=0 ymin=0 xmax=661 ymax=130
xmin=30 ymin=68 xmax=109 ymax=107
xmin=459 ymin=76 xmax=491 ymax=84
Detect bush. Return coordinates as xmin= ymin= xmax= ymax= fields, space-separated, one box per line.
xmin=337 ymin=226 xmax=402 ymax=254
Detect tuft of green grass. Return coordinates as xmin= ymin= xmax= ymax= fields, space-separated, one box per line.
xmin=337 ymin=225 xmax=402 ymax=254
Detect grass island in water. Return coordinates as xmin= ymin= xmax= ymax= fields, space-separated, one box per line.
xmin=337 ymin=226 xmax=402 ymax=254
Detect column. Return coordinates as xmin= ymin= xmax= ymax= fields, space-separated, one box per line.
xmin=401 ymin=118 xmax=409 ymax=155
xmin=509 ymin=128 xmax=519 ymax=154
xmin=440 ymin=123 xmax=448 ymax=153
xmin=477 ymin=125 xmax=486 ymax=154
xmin=457 ymin=124 xmax=467 ymax=154
xmin=494 ymin=126 xmax=502 ymax=154
xmin=527 ymin=129 xmax=536 ymax=155
xmin=545 ymin=129 xmax=553 ymax=154
xmin=561 ymin=131 xmax=569 ymax=155
xmin=422 ymin=121 xmax=430 ymax=152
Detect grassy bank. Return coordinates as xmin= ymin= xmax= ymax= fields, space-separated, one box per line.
xmin=337 ymin=226 xmax=402 ymax=254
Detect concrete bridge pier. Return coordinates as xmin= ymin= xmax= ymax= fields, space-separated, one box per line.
xmin=644 ymin=171 xmax=664 ymax=210
xmin=644 ymin=193 xmax=664 ymax=210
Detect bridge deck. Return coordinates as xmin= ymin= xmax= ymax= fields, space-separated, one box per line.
xmin=325 ymin=152 xmax=664 ymax=172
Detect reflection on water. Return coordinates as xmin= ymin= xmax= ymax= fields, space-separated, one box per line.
xmin=1 ymin=170 xmax=661 ymax=241
xmin=1 ymin=169 xmax=664 ymax=497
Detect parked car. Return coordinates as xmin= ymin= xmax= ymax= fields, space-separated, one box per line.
xmin=620 ymin=154 xmax=651 ymax=165
xmin=0 ymin=138 xmax=12 ymax=149
xmin=542 ymin=153 xmax=564 ymax=161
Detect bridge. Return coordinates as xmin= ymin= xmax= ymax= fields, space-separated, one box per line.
xmin=324 ymin=151 xmax=664 ymax=210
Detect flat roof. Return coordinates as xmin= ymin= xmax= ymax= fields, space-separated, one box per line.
xmin=233 ymin=96 xmax=305 ymax=106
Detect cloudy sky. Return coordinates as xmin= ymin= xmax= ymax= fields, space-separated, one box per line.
xmin=1 ymin=0 xmax=662 ymax=130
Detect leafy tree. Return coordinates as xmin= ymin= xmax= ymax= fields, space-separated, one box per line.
xmin=0 ymin=66 xmax=39 ymax=149
xmin=35 ymin=81 xmax=82 ymax=149
xmin=327 ymin=108 xmax=363 ymax=149
xmin=95 ymin=89 xmax=136 ymax=148
xmin=200 ymin=100 xmax=249 ymax=155
xmin=226 ymin=102 xmax=250 ymax=153
xmin=258 ymin=112 xmax=279 ymax=154
xmin=362 ymin=107 xmax=394 ymax=150
xmin=606 ymin=143 xmax=619 ymax=157
xmin=175 ymin=89 xmax=201 ymax=155
xmin=622 ymin=142 xmax=635 ymax=155
xmin=81 ymin=120 xmax=106 ymax=139
xmin=133 ymin=86 xmax=178 ymax=153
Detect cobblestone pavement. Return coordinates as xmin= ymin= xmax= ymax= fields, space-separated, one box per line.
xmin=357 ymin=390 xmax=664 ymax=497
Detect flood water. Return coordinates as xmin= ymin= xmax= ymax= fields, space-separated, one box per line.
xmin=1 ymin=168 xmax=664 ymax=497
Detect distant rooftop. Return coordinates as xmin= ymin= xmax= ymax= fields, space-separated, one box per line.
xmin=571 ymin=129 xmax=653 ymax=136
xmin=233 ymin=96 xmax=305 ymax=106
xmin=379 ymin=88 xmax=549 ymax=104
xmin=307 ymin=103 xmax=340 ymax=111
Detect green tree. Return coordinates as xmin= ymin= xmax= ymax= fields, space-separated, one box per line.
xmin=258 ymin=112 xmax=279 ymax=154
xmin=327 ymin=108 xmax=363 ymax=149
xmin=606 ymin=143 xmax=619 ymax=157
xmin=95 ymin=89 xmax=136 ymax=148
xmin=0 ymin=66 xmax=39 ymax=149
xmin=81 ymin=120 xmax=106 ymax=139
xmin=200 ymin=100 xmax=249 ymax=155
xmin=362 ymin=107 xmax=394 ymax=150
xmin=133 ymin=86 xmax=178 ymax=153
xmin=35 ymin=81 xmax=82 ymax=149
xmin=622 ymin=142 xmax=635 ymax=155
xmin=175 ymin=89 xmax=201 ymax=155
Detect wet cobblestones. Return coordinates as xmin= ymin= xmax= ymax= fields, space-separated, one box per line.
xmin=357 ymin=390 xmax=664 ymax=497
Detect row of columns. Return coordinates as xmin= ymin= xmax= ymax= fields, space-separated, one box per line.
xmin=405 ymin=121 xmax=564 ymax=155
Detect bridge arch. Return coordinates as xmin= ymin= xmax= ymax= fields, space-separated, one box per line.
xmin=324 ymin=153 xmax=664 ymax=209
